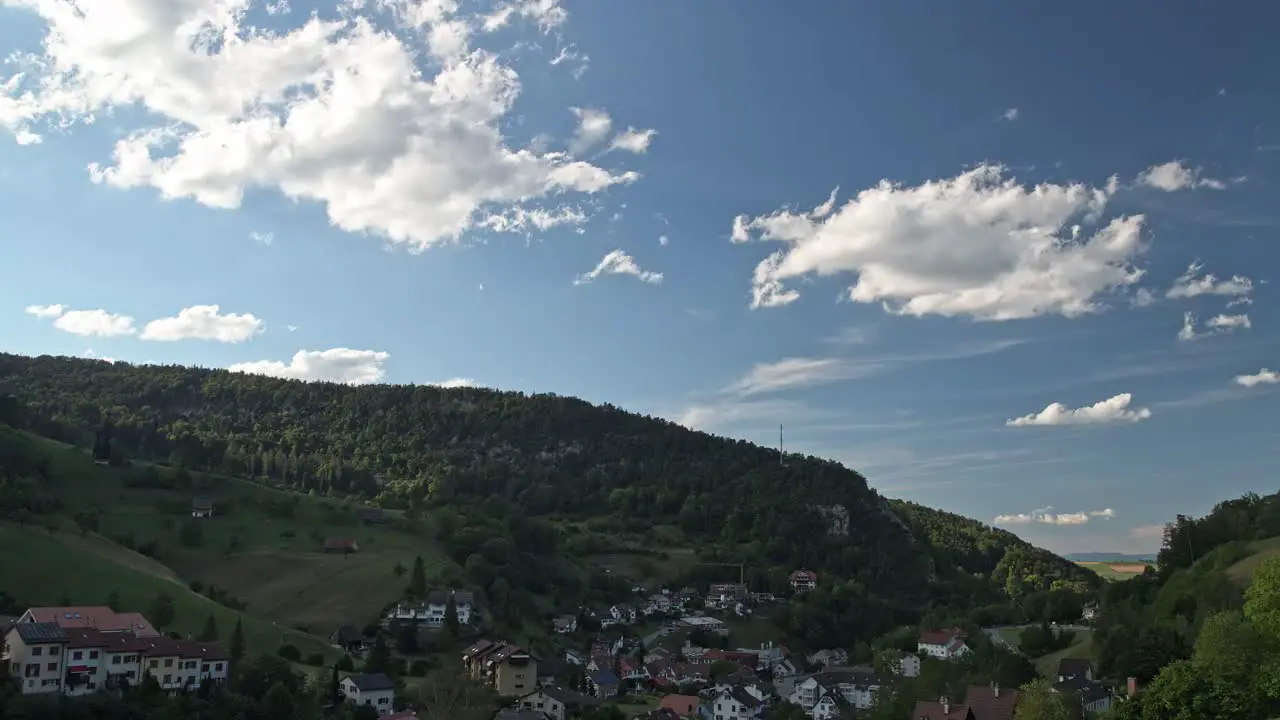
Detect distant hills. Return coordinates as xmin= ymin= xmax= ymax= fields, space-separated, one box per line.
xmin=1066 ymin=552 xmax=1156 ymax=562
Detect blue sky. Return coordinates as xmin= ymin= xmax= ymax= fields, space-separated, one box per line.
xmin=2 ymin=1 xmax=1278 ymax=554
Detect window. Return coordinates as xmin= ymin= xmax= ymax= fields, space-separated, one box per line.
xmin=47 ymin=662 xmax=57 ymax=672
xmin=73 ymin=651 xmax=83 ymax=660
xmin=149 ymin=660 xmax=158 ymax=669
xmin=112 ymin=656 xmax=121 ymax=665
xmin=164 ymin=659 xmax=173 ymax=668
xmin=49 ymin=647 xmax=59 ymax=656
xmin=215 ymin=663 xmax=223 ymax=671
xmin=163 ymin=674 xmax=172 ymax=684
xmin=32 ymin=647 xmax=42 ymax=656
xmin=378 ymin=698 xmax=389 ymax=705
xmin=89 ymin=650 xmax=98 ymax=659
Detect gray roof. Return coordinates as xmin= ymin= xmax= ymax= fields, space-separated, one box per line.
xmin=192 ymin=497 xmax=214 ymax=510
xmin=425 ymin=590 xmax=449 ymax=605
xmin=16 ymin=622 xmax=67 ymax=644
xmin=1057 ymin=658 xmax=1092 ymax=678
xmin=537 ymin=687 xmax=599 ymax=707
xmin=347 ymin=673 xmax=395 ymax=692
xmin=454 ymin=590 xmax=474 ymax=605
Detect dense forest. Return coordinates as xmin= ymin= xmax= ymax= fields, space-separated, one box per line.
xmin=0 ymin=353 xmax=1093 ymax=632
xmin=1093 ymin=491 xmax=1280 ymax=719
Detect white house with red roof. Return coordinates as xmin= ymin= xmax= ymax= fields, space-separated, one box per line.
xmin=917 ymin=628 xmax=971 ymax=660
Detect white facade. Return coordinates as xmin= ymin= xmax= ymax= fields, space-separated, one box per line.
xmin=341 ymin=677 xmax=396 ymax=716
xmin=385 ymin=590 xmax=472 ymax=626
xmin=711 ymin=688 xmax=764 ymax=720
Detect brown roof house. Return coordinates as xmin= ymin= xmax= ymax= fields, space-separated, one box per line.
xmin=463 ymin=640 xmax=538 ymax=697
xmin=911 ymin=696 xmax=976 ymax=720
xmin=965 ymin=683 xmax=1019 ymax=720
xmin=788 ymin=569 xmax=818 ymax=593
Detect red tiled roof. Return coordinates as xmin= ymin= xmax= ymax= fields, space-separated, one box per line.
xmin=659 ymin=694 xmax=701 ymax=716
xmin=918 ymin=628 xmax=965 ymax=646
xmin=24 ymin=607 xmax=158 ymax=636
xmin=965 ymin=685 xmax=1019 ymax=720
xmin=789 ymin=569 xmax=817 ymax=581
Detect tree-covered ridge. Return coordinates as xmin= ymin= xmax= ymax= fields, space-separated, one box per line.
xmin=0 ymin=352 xmax=1087 ymax=615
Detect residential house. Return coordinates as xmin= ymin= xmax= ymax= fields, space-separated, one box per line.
xmin=964 ymin=684 xmax=1019 ymax=720
xmin=708 ymin=584 xmax=747 ymax=601
xmin=588 ymin=669 xmax=620 ymax=698
xmin=454 ymin=591 xmax=475 ymax=625
xmin=331 ymin=624 xmax=366 ymax=654
xmin=644 ymin=646 xmax=673 ymax=664
xmin=386 ymin=589 xmax=472 ymax=627
xmin=341 ymin=673 xmax=396 ymax=716
xmin=323 ymin=537 xmax=360 ymax=554
xmin=660 ymin=694 xmax=702 ymax=718
xmin=681 ymin=616 xmax=727 ymax=635
xmin=709 ymin=686 xmax=765 ymax=720
xmin=4 ymin=622 xmax=68 ymax=695
xmin=610 ymin=605 xmax=638 ymax=624
xmin=699 ymin=650 xmax=758 ymax=667
xmin=787 ymin=666 xmax=886 ymax=714
xmin=18 ymin=606 xmax=159 ymax=637
xmin=1082 ymin=603 xmax=1099 ymax=622
xmin=1056 ymin=658 xmax=1094 ymax=683
xmin=788 ymin=570 xmax=818 ymax=593
xmin=552 ymin=616 xmax=577 ymax=634
xmin=565 ymin=649 xmax=586 ymax=666
xmin=463 ymin=641 xmax=538 ymax=697
xmin=617 ymin=656 xmax=647 ymax=683
xmin=1055 ymin=676 xmax=1113 ymax=715
xmin=517 ymin=687 xmax=599 ymax=720
xmin=536 ymin=658 xmax=565 ymax=688
xmin=495 ymin=710 xmax=549 ymax=720
xmin=912 ymin=697 xmax=977 ymax=720
xmin=881 ymin=649 xmax=921 ymax=678
xmin=917 ymin=629 xmax=970 ymax=660
xmin=191 ymin=497 xmax=215 ymax=518
xmin=638 ymin=709 xmax=682 ymax=720
xmin=3 ymin=616 xmax=229 ymax=697
xmin=644 ymin=594 xmax=673 ymax=616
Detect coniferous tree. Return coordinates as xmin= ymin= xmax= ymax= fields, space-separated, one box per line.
xmin=409 ymin=556 xmax=427 ymax=598
xmin=198 ymin=614 xmax=219 ymax=642
xmin=444 ymin=593 xmax=460 ymax=638
xmin=229 ymin=617 xmax=246 ymax=661
xmin=363 ymin=634 xmax=390 ymax=675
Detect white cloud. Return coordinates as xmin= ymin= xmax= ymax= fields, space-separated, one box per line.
xmin=568 ymin=107 xmax=613 ymax=155
xmin=229 ymin=348 xmax=389 ymax=385
xmin=610 ymin=127 xmax=656 ymax=154
xmin=140 ymin=305 xmax=265 ymax=343
xmin=732 ymin=164 xmax=1145 ymax=320
xmin=727 ymin=357 xmax=879 ymax=396
xmin=1136 ymin=160 xmax=1228 ymax=191
xmin=1235 ymin=369 xmax=1279 ymax=388
xmin=994 ymin=506 xmax=1115 ymax=526
xmin=477 ymin=205 xmax=588 ymax=233
xmin=1007 ymin=393 xmax=1152 ymax=427
xmin=2 ymin=0 xmax=641 ymax=250
xmin=574 ymin=249 xmax=663 ymax=286
xmin=286 ymin=324 xmax=299 ymax=332
xmin=549 ymin=44 xmax=589 ymax=79
xmin=1206 ymin=313 xmax=1251 ymax=331
xmin=48 ymin=309 xmax=138 ymax=337
xmin=81 ymin=348 xmax=119 ymax=363
xmin=1177 ymin=311 xmax=1199 ymax=341
xmin=1167 ymin=262 xmax=1253 ymax=300
xmin=24 ymin=304 xmax=65 ymax=318
xmin=433 ymin=377 xmax=477 ymax=388
xmin=658 ymin=234 xmax=669 ymax=246
xmin=249 ymin=231 xmax=274 ymax=245
xmin=1002 ymin=108 xmax=1019 ymax=121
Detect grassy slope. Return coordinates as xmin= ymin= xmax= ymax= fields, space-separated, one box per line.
xmin=1032 ymin=629 xmax=1094 ymax=678
xmin=1226 ymin=536 xmax=1280 ymax=585
xmin=0 ymin=522 xmax=330 ymax=659
xmin=9 ymin=432 xmax=461 ymax=650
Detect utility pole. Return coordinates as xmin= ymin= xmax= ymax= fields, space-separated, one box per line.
xmin=779 ymin=424 xmax=785 ymax=466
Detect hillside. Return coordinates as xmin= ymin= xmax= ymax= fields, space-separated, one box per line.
xmin=0 ymin=352 xmax=1094 ymax=641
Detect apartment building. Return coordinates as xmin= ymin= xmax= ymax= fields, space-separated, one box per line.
xmin=462 ymin=639 xmax=538 ymax=697
xmin=2 ymin=606 xmax=229 ymax=697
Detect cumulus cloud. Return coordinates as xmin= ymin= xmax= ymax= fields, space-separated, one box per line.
xmin=229 ymin=348 xmax=389 ymax=385
xmin=731 ymin=164 xmax=1146 ymax=320
xmin=1002 ymin=108 xmax=1019 ymax=121
xmin=1136 ymin=160 xmax=1228 ymax=191
xmin=610 ymin=127 xmax=656 ymax=154
xmin=1235 ymin=369 xmax=1279 ymax=388
xmin=658 ymin=235 xmax=669 ymax=246
xmin=1 ymin=0 xmax=641 ymax=250
xmin=994 ymin=506 xmax=1115 ymax=526
xmin=1206 ymin=313 xmax=1251 ymax=331
xmin=1007 ymin=393 xmax=1152 ymax=427
xmin=31 ymin=306 xmax=138 ymax=337
xmin=1167 ymin=263 xmax=1254 ymax=301
xmin=140 ymin=305 xmax=265 ymax=342
xmin=568 ymin=107 xmax=613 ymax=155
xmin=1177 ymin=311 xmax=1200 ymax=341
xmin=574 ymin=249 xmax=663 ymax=285
xmin=24 ymin=304 xmax=65 ymax=318
xmin=433 ymin=377 xmax=477 ymax=388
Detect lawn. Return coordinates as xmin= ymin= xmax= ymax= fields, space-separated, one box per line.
xmin=1226 ymin=536 xmax=1280 ymax=586
xmin=0 ymin=522 xmax=335 ymax=661
xmin=1075 ymin=561 xmax=1151 ymax=580
xmin=26 ymin=433 xmax=456 ymax=635
xmin=607 ymin=694 xmax=658 ymax=716
xmin=1033 ymin=628 xmax=1094 ymax=678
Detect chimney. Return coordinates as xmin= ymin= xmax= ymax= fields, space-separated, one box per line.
xmin=1127 ymin=676 xmax=1138 ymax=697
xmin=992 ymin=682 xmax=1000 ymax=698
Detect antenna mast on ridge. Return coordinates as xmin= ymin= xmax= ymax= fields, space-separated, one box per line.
xmin=779 ymin=423 xmax=785 ymax=466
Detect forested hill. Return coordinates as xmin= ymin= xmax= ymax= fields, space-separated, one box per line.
xmin=0 ymin=352 xmax=1092 ymax=613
